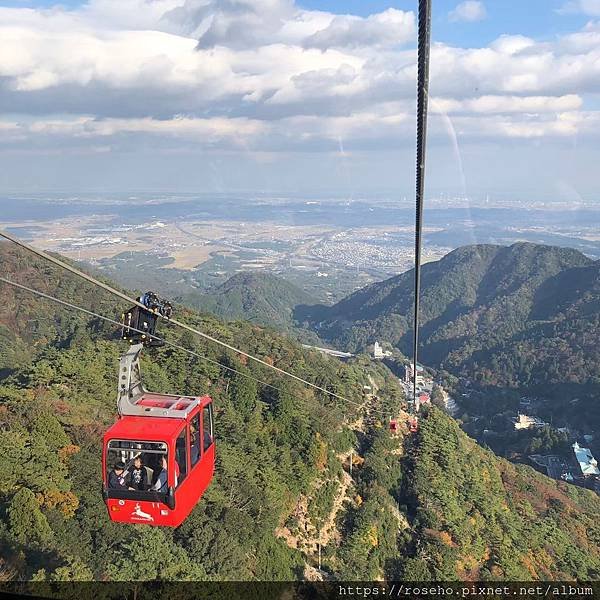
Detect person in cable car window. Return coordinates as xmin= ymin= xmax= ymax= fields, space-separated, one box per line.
xmin=108 ymin=461 xmax=128 ymax=489
xmin=151 ymin=456 xmax=169 ymax=492
xmin=163 ymin=302 xmax=173 ymax=319
xmin=150 ymin=456 xmax=167 ymax=492
xmin=190 ymin=424 xmax=200 ymax=465
xmin=128 ymin=456 xmax=148 ymax=491
xmin=139 ymin=292 xmax=152 ymax=308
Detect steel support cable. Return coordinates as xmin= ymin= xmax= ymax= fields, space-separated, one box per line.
xmin=412 ymin=0 xmax=433 ymax=407
xmin=0 ymin=229 xmax=357 ymax=406
xmin=0 ymin=274 xmax=382 ymax=415
xmin=0 ymin=276 xmax=277 ymax=391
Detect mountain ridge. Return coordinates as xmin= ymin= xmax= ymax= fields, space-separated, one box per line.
xmin=180 ymin=271 xmax=315 ymax=332
xmin=298 ymin=242 xmax=600 ymax=387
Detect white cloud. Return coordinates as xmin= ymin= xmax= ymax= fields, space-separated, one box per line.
xmin=449 ymin=1 xmax=487 ymax=23
xmin=433 ymin=94 xmax=583 ymax=115
xmin=0 ymin=0 xmax=598 ymax=160
xmin=559 ymin=0 xmax=600 ymax=16
xmin=303 ymin=8 xmax=415 ymax=50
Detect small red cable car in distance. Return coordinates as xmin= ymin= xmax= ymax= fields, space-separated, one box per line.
xmin=102 ymin=299 xmax=215 ymax=527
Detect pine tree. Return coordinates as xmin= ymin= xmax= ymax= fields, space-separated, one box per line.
xmin=7 ymin=488 xmax=53 ymax=548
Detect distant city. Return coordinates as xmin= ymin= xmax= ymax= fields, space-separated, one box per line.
xmin=2 ymin=193 xmax=600 ymax=302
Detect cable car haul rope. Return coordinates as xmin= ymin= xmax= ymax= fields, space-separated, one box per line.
xmin=0 ymin=225 xmax=395 ymax=523
xmin=0 ymin=276 xmax=277 ymax=391
xmin=0 ymin=232 xmax=378 ymax=525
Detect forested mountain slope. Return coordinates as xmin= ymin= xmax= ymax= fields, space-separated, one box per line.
xmin=401 ymin=409 xmax=600 ymax=580
xmin=1 ymin=242 xmax=599 ymax=582
xmin=299 ymin=243 xmax=600 ymax=387
xmin=180 ymin=271 xmax=314 ymax=332
xmin=0 ymin=242 xmax=403 ymax=580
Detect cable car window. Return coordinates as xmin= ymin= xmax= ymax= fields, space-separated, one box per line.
xmin=190 ymin=414 xmax=201 ymax=467
xmin=175 ymin=430 xmax=188 ymax=486
xmin=202 ymin=404 xmax=213 ymax=452
xmin=106 ymin=439 xmax=167 ymax=496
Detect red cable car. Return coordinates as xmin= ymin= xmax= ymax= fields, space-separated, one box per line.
xmin=102 ymin=342 xmax=215 ymax=527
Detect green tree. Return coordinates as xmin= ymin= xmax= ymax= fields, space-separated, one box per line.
xmin=229 ymin=371 xmax=257 ymax=417
xmin=49 ymin=557 xmax=94 ymax=581
xmin=106 ymin=527 xmax=207 ymax=581
xmin=7 ymin=488 xmax=53 ymax=547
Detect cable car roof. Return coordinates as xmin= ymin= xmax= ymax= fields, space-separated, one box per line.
xmin=105 ymin=415 xmax=185 ymax=441
xmin=105 ymin=395 xmax=212 ymax=441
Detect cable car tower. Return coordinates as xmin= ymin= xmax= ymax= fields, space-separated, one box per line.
xmin=102 ymin=294 xmax=215 ymax=527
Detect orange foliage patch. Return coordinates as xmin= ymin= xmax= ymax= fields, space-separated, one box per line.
xmin=352 ymin=454 xmax=365 ymax=467
xmin=314 ymin=433 xmax=327 ymax=471
xmin=52 ymin=400 xmax=71 ymax=415
xmin=533 ymin=548 xmax=556 ymax=580
xmin=490 ymin=565 xmax=504 ymax=578
xmin=366 ymin=524 xmax=378 ymax=547
xmin=498 ymin=462 xmax=579 ymax=514
xmin=423 ymin=528 xmax=457 ymax=547
xmin=521 ymin=552 xmax=540 ymax=579
xmin=80 ymin=421 xmax=106 ymax=438
xmin=36 ymin=490 xmax=79 ymax=518
xmin=58 ymin=444 xmax=80 ymax=461
xmin=456 ymin=555 xmax=480 ymax=582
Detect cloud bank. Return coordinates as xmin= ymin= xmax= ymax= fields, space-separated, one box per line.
xmin=0 ymin=0 xmax=598 ymax=190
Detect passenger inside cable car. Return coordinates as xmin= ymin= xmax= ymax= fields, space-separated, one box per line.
xmin=139 ymin=291 xmax=173 ymax=319
xmin=128 ymin=456 xmax=148 ymax=490
xmin=106 ymin=440 xmax=169 ymax=495
xmin=108 ymin=461 xmax=129 ymax=489
xmin=103 ymin=399 xmax=215 ymax=526
xmin=150 ymin=456 xmax=170 ymax=492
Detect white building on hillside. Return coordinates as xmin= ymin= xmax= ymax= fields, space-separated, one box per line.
xmin=513 ymin=413 xmax=547 ymax=430
xmin=404 ymin=363 xmax=424 ymax=385
xmin=573 ymin=442 xmax=600 ymax=477
xmin=373 ymin=341 xmax=391 ymax=359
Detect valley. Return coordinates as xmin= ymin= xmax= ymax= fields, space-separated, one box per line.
xmin=295 ymin=242 xmax=600 ymax=500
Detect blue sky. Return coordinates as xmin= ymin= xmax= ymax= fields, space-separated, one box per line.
xmin=4 ymin=0 xmax=591 ymax=44
xmin=0 ymin=0 xmax=598 ymax=200
xmin=301 ymin=0 xmax=589 ymax=44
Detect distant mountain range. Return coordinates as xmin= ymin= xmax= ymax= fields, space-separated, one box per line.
xmin=163 ymin=243 xmax=600 ymax=440
xmin=177 ymin=242 xmax=600 ymax=390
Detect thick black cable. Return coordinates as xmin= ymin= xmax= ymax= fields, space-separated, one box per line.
xmin=412 ymin=0 xmax=432 ymax=408
xmin=0 ymin=276 xmax=276 ymax=391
